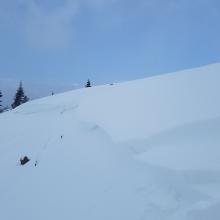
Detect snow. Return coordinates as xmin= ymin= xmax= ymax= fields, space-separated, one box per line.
xmin=0 ymin=63 xmax=220 ymax=220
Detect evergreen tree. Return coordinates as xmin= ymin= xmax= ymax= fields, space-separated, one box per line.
xmin=11 ymin=81 xmax=29 ymax=109
xmin=85 ymin=79 xmax=91 ymax=88
xmin=0 ymin=90 xmax=3 ymax=113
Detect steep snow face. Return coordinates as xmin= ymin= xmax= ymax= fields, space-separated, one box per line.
xmin=0 ymin=63 xmax=220 ymax=220
xmin=77 ymin=63 xmax=220 ymax=142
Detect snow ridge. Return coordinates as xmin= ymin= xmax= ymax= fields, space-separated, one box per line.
xmin=0 ymin=63 xmax=220 ymax=220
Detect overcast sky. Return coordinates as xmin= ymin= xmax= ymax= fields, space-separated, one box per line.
xmin=0 ymin=0 xmax=220 ymax=86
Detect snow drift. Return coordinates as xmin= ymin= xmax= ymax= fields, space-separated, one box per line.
xmin=0 ymin=63 xmax=220 ymax=220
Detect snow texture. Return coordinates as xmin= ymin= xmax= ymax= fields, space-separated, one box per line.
xmin=0 ymin=63 xmax=220 ymax=220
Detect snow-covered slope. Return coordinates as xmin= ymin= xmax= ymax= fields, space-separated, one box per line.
xmin=0 ymin=63 xmax=220 ymax=220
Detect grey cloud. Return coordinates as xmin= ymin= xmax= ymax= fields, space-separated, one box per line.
xmin=4 ymin=0 xmax=115 ymax=50
xmin=21 ymin=0 xmax=79 ymax=50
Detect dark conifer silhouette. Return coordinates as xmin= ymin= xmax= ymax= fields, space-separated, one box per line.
xmin=11 ymin=81 xmax=29 ymax=109
xmin=0 ymin=90 xmax=3 ymax=113
xmin=85 ymin=79 xmax=91 ymax=88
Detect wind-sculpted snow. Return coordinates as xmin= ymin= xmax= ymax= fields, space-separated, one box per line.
xmin=134 ymin=117 xmax=220 ymax=170
xmin=0 ymin=63 xmax=220 ymax=220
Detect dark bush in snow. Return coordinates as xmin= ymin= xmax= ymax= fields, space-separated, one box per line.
xmin=20 ymin=156 xmax=30 ymax=165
